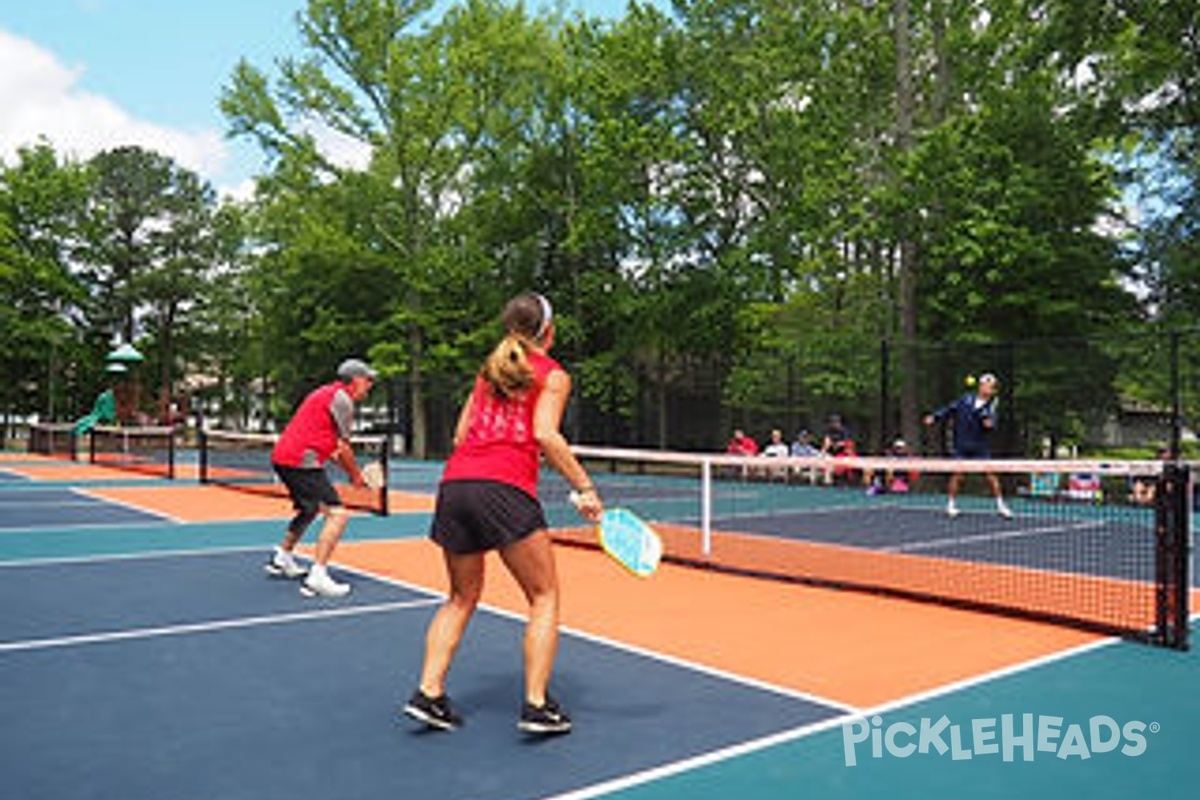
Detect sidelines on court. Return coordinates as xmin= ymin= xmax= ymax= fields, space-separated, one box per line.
xmin=0 ymin=598 xmax=440 ymax=654
xmin=75 ymin=486 xmax=186 ymax=524
xmin=323 ymin=555 xmax=860 ymax=712
xmin=536 ymin=635 xmax=1128 ymax=800
xmin=0 ymin=546 xmax=835 ymax=800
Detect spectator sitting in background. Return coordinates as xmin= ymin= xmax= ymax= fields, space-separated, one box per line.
xmin=726 ymin=428 xmax=759 ymax=456
xmin=762 ymin=428 xmax=790 ymax=480
xmin=762 ymin=428 xmax=789 ymax=458
xmin=1130 ymin=446 xmax=1170 ymax=505
xmin=790 ymin=429 xmax=822 ymax=483
xmin=790 ymin=429 xmax=820 ymax=457
xmin=829 ymin=436 xmax=861 ymax=486
xmin=726 ymin=428 xmax=759 ymax=479
xmin=821 ymin=414 xmax=851 ymax=457
xmin=818 ymin=415 xmax=856 ymax=485
xmin=867 ymin=438 xmax=917 ymax=495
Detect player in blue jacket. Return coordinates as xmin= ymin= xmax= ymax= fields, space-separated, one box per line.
xmin=923 ymin=373 xmax=1012 ymax=518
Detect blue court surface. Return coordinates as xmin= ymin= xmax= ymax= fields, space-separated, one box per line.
xmin=0 ymin=550 xmax=834 ymax=800
xmin=0 ymin=487 xmax=174 ymax=530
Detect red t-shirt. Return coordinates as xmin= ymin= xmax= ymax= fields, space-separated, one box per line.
xmin=271 ymin=382 xmax=348 ymax=468
xmin=727 ymin=435 xmax=759 ymax=456
xmin=440 ymin=351 xmax=561 ymax=498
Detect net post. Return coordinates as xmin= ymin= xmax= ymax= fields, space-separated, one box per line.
xmin=198 ymin=428 xmax=209 ymax=484
xmin=1154 ymin=462 xmax=1190 ymax=649
xmin=701 ymin=456 xmax=713 ymax=555
xmin=379 ymin=446 xmax=390 ymax=517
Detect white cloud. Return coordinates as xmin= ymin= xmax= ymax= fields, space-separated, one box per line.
xmin=298 ymin=115 xmax=374 ymax=173
xmin=0 ymin=28 xmax=229 ymax=179
xmin=219 ymin=177 xmax=259 ymax=204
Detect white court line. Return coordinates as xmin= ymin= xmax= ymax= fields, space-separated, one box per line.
xmin=688 ymin=499 xmax=934 ymax=525
xmin=536 ymin=635 xmax=1126 ymax=800
xmin=0 ymin=597 xmax=440 ymax=654
xmin=0 ymin=488 xmax=185 ymax=528
xmin=0 ymin=544 xmax=267 ymax=568
xmin=0 ymin=498 xmax=110 ymax=508
xmin=533 ymin=567 xmax=1197 ymax=799
xmin=556 ymin=620 xmax=859 ymax=713
xmin=0 ymin=543 xmax=848 ymax=708
xmin=0 ymin=521 xmax=183 ymax=536
xmin=74 ymin=487 xmax=185 ymax=524
xmin=881 ymin=520 xmax=1108 ymax=553
xmin=329 ymin=559 xmax=861 ymax=713
xmin=0 ymin=546 xmax=850 ymax=713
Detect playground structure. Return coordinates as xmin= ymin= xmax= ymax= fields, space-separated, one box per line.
xmin=69 ymin=343 xmax=144 ymax=436
xmin=71 ymin=388 xmax=116 ymax=435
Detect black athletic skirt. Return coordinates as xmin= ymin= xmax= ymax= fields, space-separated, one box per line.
xmin=430 ymin=480 xmax=547 ymax=554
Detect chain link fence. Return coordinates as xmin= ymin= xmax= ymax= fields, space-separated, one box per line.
xmin=22 ymin=328 xmax=1190 ymax=461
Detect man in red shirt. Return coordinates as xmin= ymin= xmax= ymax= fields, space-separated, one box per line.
xmin=267 ymin=358 xmax=376 ymax=597
xmin=726 ymin=429 xmax=759 ymax=456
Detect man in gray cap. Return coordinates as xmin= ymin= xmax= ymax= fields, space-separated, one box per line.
xmin=267 ymin=358 xmax=378 ymax=597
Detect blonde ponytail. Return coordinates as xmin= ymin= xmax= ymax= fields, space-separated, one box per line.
xmin=483 ymin=333 xmax=536 ymax=398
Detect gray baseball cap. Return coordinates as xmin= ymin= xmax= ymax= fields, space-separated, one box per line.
xmin=337 ymin=358 xmax=378 ymax=380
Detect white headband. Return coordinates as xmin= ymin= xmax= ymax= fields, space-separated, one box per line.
xmin=535 ymin=293 xmax=553 ymax=337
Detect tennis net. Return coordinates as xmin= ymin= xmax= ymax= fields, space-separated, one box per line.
xmin=87 ymin=425 xmax=177 ymax=478
xmin=198 ymin=429 xmax=390 ymax=515
xmin=546 ymin=446 xmax=1191 ymax=649
xmin=27 ymin=423 xmax=78 ymax=460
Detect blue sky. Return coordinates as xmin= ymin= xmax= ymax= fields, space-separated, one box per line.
xmin=0 ymin=0 xmax=650 ymax=197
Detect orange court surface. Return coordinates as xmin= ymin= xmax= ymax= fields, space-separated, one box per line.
xmin=327 ymin=537 xmax=1106 ymax=710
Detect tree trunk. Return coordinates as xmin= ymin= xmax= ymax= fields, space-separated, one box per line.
xmin=408 ymin=322 xmax=427 ymax=459
xmin=894 ymin=0 xmax=921 ymax=449
xmin=159 ymin=305 xmax=175 ymax=425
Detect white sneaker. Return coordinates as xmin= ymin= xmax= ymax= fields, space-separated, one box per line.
xmin=946 ymin=501 xmax=960 ymax=518
xmin=265 ymin=549 xmax=307 ymax=579
xmin=301 ymin=565 xmax=351 ymax=598
xmin=997 ymin=501 xmax=1013 ymax=519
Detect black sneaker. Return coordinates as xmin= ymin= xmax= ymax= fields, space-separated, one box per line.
xmin=518 ymin=696 xmax=572 ymax=735
xmin=403 ymin=689 xmax=462 ymax=731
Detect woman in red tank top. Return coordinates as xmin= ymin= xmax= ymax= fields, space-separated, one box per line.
xmin=403 ymin=293 xmax=602 ymax=735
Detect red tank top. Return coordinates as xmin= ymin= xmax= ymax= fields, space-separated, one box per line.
xmin=440 ymin=351 xmax=561 ymax=498
xmin=271 ymin=382 xmax=344 ymax=467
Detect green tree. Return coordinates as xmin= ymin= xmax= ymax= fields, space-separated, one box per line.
xmin=80 ymin=146 xmax=176 ymax=345
xmin=77 ymin=146 xmax=229 ymax=423
xmin=0 ymin=143 xmax=90 ymax=428
xmin=139 ymin=170 xmax=231 ymax=422
xmin=223 ymin=0 xmax=569 ymax=453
